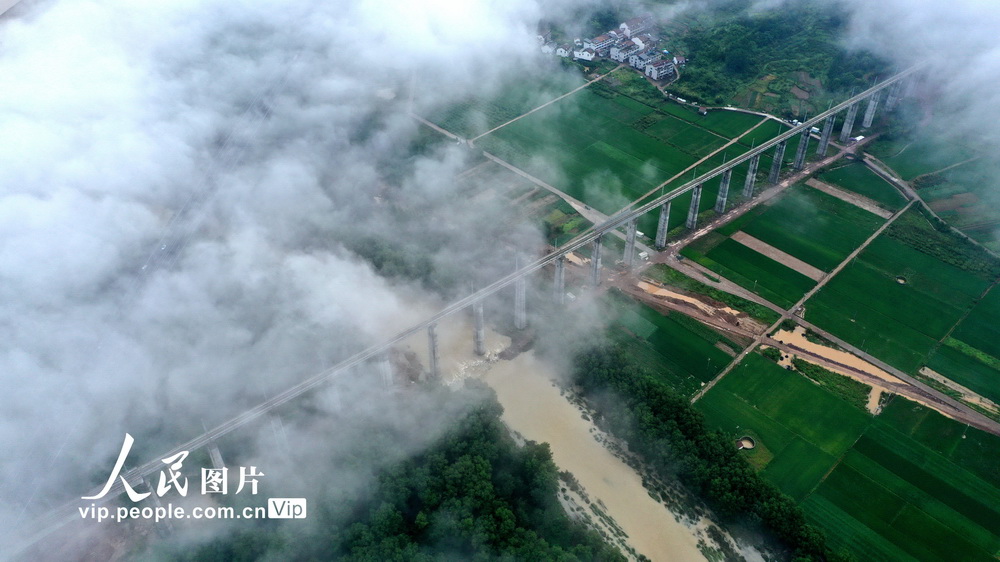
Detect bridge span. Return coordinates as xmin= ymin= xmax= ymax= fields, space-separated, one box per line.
xmin=13 ymin=64 xmax=926 ymax=553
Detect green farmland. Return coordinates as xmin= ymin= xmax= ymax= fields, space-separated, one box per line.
xmin=719 ymin=184 xmax=886 ymax=271
xmin=804 ymin=209 xmax=995 ymax=374
xmin=426 ymin=67 xmax=585 ymax=139
xmin=818 ymin=161 xmax=908 ymax=211
xmin=679 ymin=183 xmax=887 ymax=309
xmin=697 ymin=354 xmax=1000 ymax=561
xmin=608 ymin=290 xmax=736 ymax=397
xmin=682 ymin=234 xmax=816 ymax=308
xmin=696 ymin=354 xmax=871 ymax=495
xmin=473 ymin=79 xmax=769 ymax=218
xmin=805 ymin=398 xmax=1000 ymax=562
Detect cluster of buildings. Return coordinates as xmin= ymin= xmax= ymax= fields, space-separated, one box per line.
xmin=539 ymin=16 xmax=685 ymax=82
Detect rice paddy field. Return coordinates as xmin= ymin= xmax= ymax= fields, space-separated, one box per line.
xmin=430 ymin=68 xmax=793 ymax=239
xmin=607 ymin=290 xmax=737 ymax=398
xmin=868 ymin=134 xmax=1000 ymax=249
xmin=803 ymin=211 xmax=995 ymax=375
xmin=818 ymin=161 xmax=908 ymax=211
xmin=679 ymin=183 xmax=886 ymax=308
xmin=696 ymin=354 xmax=1000 ymax=561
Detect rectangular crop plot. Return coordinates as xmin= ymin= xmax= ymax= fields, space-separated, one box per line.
xmin=925 ymin=344 xmax=1000 ymax=405
xmin=608 ymin=292 xmax=733 ymax=397
xmin=475 ymin=86 xmax=767 ymax=218
xmin=738 ymin=185 xmax=885 ymax=271
xmin=761 ymin=437 xmax=835 ymax=501
xmin=478 ymin=89 xmax=703 ymax=214
xmin=683 ymin=238 xmax=816 ymax=308
xmin=697 ymin=354 xmax=870 ymax=478
xmin=695 ymin=110 xmax=768 ymax=138
xmin=819 ymin=162 xmax=907 ymax=211
xmin=953 ymin=287 xmax=1000 ymax=361
xmin=803 ymin=234 xmax=986 ymax=374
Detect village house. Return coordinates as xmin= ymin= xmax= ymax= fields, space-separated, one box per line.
xmin=631 ymin=33 xmax=654 ymax=50
xmin=556 ymin=44 xmax=572 ymax=57
xmin=629 ymin=49 xmax=661 ymax=70
xmin=645 ymin=59 xmax=676 ymax=81
xmin=610 ymin=40 xmax=641 ymax=62
xmin=573 ymin=47 xmax=596 ymax=61
xmin=583 ymin=34 xmax=615 ymax=54
xmin=620 ymin=16 xmax=652 ymax=38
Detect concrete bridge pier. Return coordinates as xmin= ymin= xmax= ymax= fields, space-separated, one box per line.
xmin=208 ymin=443 xmax=226 ymax=470
xmin=378 ymin=351 xmax=394 ymax=388
xmin=624 ymin=219 xmax=638 ymax=267
xmin=839 ymin=102 xmax=860 ymax=143
xmin=885 ymin=81 xmax=903 ymax=110
xmin=742 ymin=154 xmax=760 ymax=198
xmin=473 ymin=300 xmax=486 ymax=355
xmin=427 ymin=323 xmax=439 ymax=381
xmin=685 ymin=184 xmax=703 ymax=230
xmin=793 ymin=128 xmax=811 ymax=170
xmin=816 ymin=114 xmax=835 ymax=156
xmin=514 ymin=274 xmax=527 ymax=330
xmin=590 ymin=235 xmax=603 ymax=286
xmin=553 ymin=256 xmax=565 ymax=304
xmin=768 ymin=140 xmax=787 ymax=184
xmin=654 ymin=201 xmax=671 ymax=250
xmin=862 ymin=90 xmax=882 ymax=128
xmin=714 ymin=169 xmax=733 ymax=214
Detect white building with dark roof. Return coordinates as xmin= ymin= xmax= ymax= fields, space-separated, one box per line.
xmin=629 ymin=49 xmax=661 ymax=70
xmin=620 ymin=16 xmax=652 ymax=38
xmin=574 ymin=48 xmax=596 ymax=61
xmin=610 ymin=40 xmax=641 ymax=62
xmin=556 ymin=44 xmax=572 ymax=57
xmin=645 ymin=60 xmax=676 ymax=81
xmin=583 ymin=34 xmax=614 ymax=53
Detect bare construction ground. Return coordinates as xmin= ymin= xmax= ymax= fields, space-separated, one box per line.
xmin=729 ymin=231 xmax=826 ymax=281
xmin=805 ymin=178 xmax=893 ymax=218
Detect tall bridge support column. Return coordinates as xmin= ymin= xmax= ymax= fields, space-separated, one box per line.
xmin=553 ymin=256 xmax=565 ymax=304
xmin=624 ymin=219 xmax=637 ymax=267
xmin=768 ymin=140 xmax=787 ymax=184
xmin=742 ymin=154 xmax=760 ymax=198
xmin=816 ymin=114 xmax=835 ymax=156
xmin=427 ymin=324 xmax=439 ymax=381
xmin=862 ymin=91 xmax=882 ymax=128
xmin=208 ymin=443 xmax=226 ymax=470
xmin=655 ymin=201 xmax=671 ymax=250
xmin=839 ymin=102 xmax=860 ymax=143
xmin=590 ymin=235 xmax=603 ymax=286
xmin=378 ymin=352 xmax=394 ymax=388
xmin=514 ymin=275 xmax=526 ymax=330
xmin=885 ymin=81 xmax=902 ymax=110
xmin=473 ymin=300 xmax=486 ymax=355
xmin=714 ymin=169 xmax=733 ymax=214
xmin=793 ymin=128 xmax=811 ymax=170
xmin=686 ymin=184 xmax=703 ymax=230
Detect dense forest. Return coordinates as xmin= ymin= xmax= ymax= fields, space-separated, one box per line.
xmin=667 ymin=0 xmax=890 ymax=113
xmin=572 ymin=345 xmax=855 ymax=562
xmin=157 ymin=383 xmax=623 ymax=561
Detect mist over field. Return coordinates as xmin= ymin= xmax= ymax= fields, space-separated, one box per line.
xmin=2 ymin=0 xmax=1000 ymax=557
